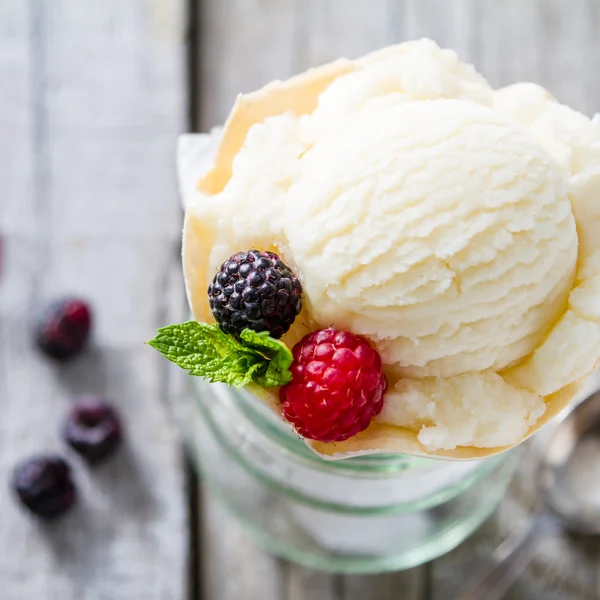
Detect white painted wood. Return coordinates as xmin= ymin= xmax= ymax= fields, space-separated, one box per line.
xmin=342 ymin=571 xmax=426 ymax=600
xmin=199 ymin=0 xmax=297 ymax=128
xmin=201 ymin=499 xmax=286 ymax=600
xmin=294 ymin=0 xmax=392 ymax=67
xmin=399 ymin=0 xmax=471 ymax=51
xmin=0 ymin=1 xmax=188 ymax=599
xmin=0 ymin=0 xmax=35 ymax=235
xmin=284 ymin=565 xmax=339 ymax=600
xmin=465 ymin=0 xmax=600 ymax=116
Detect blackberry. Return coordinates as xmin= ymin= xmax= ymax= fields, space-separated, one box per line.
xmin=208 ymin=249 xmax=302 ymax=339
xmin=63 ymin=397 xmax=123 ymax=464
xmin=12 ymin=455 xmax=76 ymax=518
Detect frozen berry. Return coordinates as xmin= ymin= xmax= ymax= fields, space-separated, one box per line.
xmin=280 ymin=328 xmax=387 ymax=443
xmin=208 ymin=249 xmax=302 ymax=339
xmin=35 ymin=298 xmax=92 ymax=360
xmin=63 ymin=397 xmax=122 ymax=463
xmin=12 ymin=456 xmax=76 ymax=518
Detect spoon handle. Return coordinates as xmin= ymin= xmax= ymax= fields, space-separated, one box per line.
xmin=456 ymin=512 xmax=558 ymax=600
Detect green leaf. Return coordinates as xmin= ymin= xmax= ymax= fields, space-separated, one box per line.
xmin=240 ymin=329 xmax=293 ymax=387
xmin=147 ymin=322 xmax=292 ymax=389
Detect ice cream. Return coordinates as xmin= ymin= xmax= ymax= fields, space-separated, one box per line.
xmin=183 ymin=39 xmax=600 ymax=459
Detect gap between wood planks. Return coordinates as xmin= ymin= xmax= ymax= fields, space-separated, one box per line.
xmin=186 ymin=0 xmax=203 ymax=598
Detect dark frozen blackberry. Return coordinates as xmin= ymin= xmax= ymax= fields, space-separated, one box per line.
xmin=208 ymin=249 xmax=302 ymax=339
xmin=12 ymin=455 xmax=76 ymax=518
xmin=35 ymin=298 xmax=92 ymax=360
xmin=63 ymin=397 xmax=123 ymax=464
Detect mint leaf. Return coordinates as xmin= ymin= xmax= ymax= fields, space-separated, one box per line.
xmin=240 ymin=329 xmax=293 ymax=387
xmin=147 ymin=322 xmax=292 ymax=389
xmin=147 ymin=322 xmax=261 ymax=388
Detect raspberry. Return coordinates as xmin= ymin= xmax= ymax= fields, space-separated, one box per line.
xmin=208 ymin=249 xmax=302 ymax=339
xmin=35 ymin=298 xmax=92 ymax=360
xmin=12 ymin=455 xmax=76 ymax=518
xmin=63 ymin=397 xmax=123 ymax=464
xmin=280 ymin=328 xmax=387 ymax=443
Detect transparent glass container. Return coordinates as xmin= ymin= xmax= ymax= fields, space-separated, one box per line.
xmin=175 ymin=378 xmax=518 ymax=574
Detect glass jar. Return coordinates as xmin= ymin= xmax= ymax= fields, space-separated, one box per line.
xmin=175 ymin=378 xmax=518 ymax=574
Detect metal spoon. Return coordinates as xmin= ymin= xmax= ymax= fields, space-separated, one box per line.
xmin=457 ymin=389 xmax=600 ymax=600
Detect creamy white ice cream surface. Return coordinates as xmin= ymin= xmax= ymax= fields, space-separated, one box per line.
xmin=183 ymin=39 xmax=600 ymax=457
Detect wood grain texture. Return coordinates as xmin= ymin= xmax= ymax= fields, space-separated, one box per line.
xmin=341 ymin=570 xmax=427 ymax=600
xmin=284 ymin=565 xmax=340 ymax=600
xmin=294 ymin=0 xmax=392 ymax=68
xmin=201 ymin=499 xmax=286 ymax=600
xmin=199 ymin=0 xmax=297 ymax=128
xmin=0 ymin=0 xmax=35 ymax=235
xmin=0 ymin=1 xmax=188 ymax=599
xmin=462 ymin=0 xmax=600 ymax=115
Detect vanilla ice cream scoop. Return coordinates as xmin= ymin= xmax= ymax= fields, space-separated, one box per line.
xmin=182 ymin=39 xmax=600 ymax=459
xmin=286 ymin=98 xmax=577 ymax=378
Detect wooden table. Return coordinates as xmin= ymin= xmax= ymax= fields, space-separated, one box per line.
xmin=1 ymin=1 xmax=600 ymax=599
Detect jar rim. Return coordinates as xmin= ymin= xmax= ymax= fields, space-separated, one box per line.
xmin=190 ymin=378 xmax=504 ymax=475
xmin=189 ymin=378 xmax=512 ymax=514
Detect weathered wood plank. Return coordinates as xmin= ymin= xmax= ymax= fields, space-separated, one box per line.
xmin=535 ymin=0 xmax=600 ymax=116
xmin=198 ymin=0 xmax=297 ymax=128
xmin=201 ymin=499 xmax=286 ymax=600
xmin=342 ymin=570 xmax=427 ymax=600
xmin=0 ymin=0 xmax=35 ymax=234
xmin=466 ymin=0 xmax=600 ymax=115
xmin=284 ymin=565 xmax=340 ymax=600
xmin=0 ymin=1 xmax=188 ymax=599
xmin=294 ymin=0 xmax=391 ymax=67
xmin=398 ymin=0 xmax=467 ymax=50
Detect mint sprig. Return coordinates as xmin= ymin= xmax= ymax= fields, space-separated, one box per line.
xmin=239 ymin=329 xmax=293 ymax=387
xmin=147 ymin=322 xmax=293 ymax=389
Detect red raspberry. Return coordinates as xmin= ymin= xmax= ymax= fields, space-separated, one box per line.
xmin=280 ymin=328 xmax=387 ymax=443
